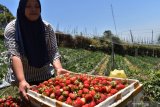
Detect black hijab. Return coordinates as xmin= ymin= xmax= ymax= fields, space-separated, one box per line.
xmin=15 ymin=0 xmax=49 ymax=68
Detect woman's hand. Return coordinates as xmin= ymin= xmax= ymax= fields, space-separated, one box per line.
xmin=19 ymin=80 xmax=30 ymax=100
xmin=56 ymin=68 xmax=71 ymax=76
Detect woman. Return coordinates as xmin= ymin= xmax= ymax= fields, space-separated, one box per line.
xmin=4 ymin=0 xmax=70 ymax=100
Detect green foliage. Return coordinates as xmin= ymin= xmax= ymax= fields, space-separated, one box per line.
xmin=143 ymin=71 xmax=160 ymax=102
xmin=0 ymin=4 xmax=15 ymax=38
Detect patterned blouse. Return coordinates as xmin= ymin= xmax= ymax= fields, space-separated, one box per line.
xmin=4 ymin=19 xmax=61 ymax=84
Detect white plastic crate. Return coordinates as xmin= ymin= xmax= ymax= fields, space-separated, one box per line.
xmin=27 ymin=74 xmax=142 ymax=107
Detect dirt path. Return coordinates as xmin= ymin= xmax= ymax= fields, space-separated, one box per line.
xmin=124 ymin=57 xmax=140 ymax=71
xmin=97 ymin=55 xmax=109 ymax=75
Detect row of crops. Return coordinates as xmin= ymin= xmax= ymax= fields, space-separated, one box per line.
xmin=0 ymin=38 xmax=160 ymax=104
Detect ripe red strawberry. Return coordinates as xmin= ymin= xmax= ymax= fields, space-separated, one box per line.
xmin=58 ymin=95 xmax=66 ymax=102
xmin=0 ymin=98 xmax=4 ymax=103
xmin=59 ymin=83 xmax=65 ymax=87
xmin=73 ymin=98 xmax=85 ymax=107
xmin=100 ymin=93 xmax=107 ymax=101
xmin=89 ymin=90 xmax=96 ymax=97
xmin=82 ymin=104 xmax=90 ymax=107
xmin=65 ymin=97 xmax=72 ymax=105
xmin=10 ymin=102 xmax=18 ymax=107
xmin=110 ymin=89 xmax=118 ymax=94
xmin=6 ymin=96 xmax=12 ymax=100
xmin=70 ymin=77 xmax=77 ymax=83
xmin=55 ymin=85 xmax=61 ymax=90
xmin=66 ymin=80 xmax=71 ymax=85
xmin=43 ymin=81 xmax=48 ymax=85
xmin=83 ymin=88 xmax=89 ymax=94
xmin=84 ymin=94 xmax=92 ymax=102
xmin=101 ymin=79 xmax=108 ymax=85
xmin=54 ymin=89 xmax=62 ymax=97
xmin=63 ymin=86 xmax=70 ymax=91
xmin=4 ymin=101 xmax=11 ymax=107
xmin=42 ymin=90 xmax=50 ymax=96
xmin=94 ymin=85 xmax=100 ymax=92
xmin=89 ymin=101 xmax=96 ymax=107
xmin=100 ymin=86 xmax=107 ymax=93
xmin=106 ymin=93 xmax=112 ymax=98
xmin=78 ymin=90 xmax=83 ymax=97
xmin=116 ymin=83 xmax=125 ymax=90
xmin=69 ymin=93 xmax=77 ymax=100
xmin=84 ymin=83 xmax=90 ymax=88
xmin=84 ymin=80 xmax=89 ymax=84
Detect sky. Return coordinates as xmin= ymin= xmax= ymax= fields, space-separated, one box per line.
xmin=0 ymin=0 xmax=160 ymax=43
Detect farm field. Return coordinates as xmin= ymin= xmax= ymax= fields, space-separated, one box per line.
xmin=0 ymin=39 xmax=160 ymax=106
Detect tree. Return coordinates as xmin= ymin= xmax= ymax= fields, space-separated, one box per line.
xmin=103 ymin=30 xmax=113 ymax=39
xmin=158 ymin=35 xmax=160 ymax=44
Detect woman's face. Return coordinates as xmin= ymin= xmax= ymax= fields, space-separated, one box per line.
xmin=25 ymin=0 xmax=40 ymax=21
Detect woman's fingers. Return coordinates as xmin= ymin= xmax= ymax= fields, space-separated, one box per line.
xmin=19 ymin=80 xmax=30 ymax=101
xmin=22 ymin=89 xmax=28 ymax=100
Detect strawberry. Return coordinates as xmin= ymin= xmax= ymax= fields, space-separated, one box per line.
xmin=4 ymin=101 xmax=11 ymax=107
xmin=69 ymin=93 xmax=77 ymax=100
xmin=89 ymin=101 xmax=96 ymax=107
xmin=89 ymin=90 xmax=96 ymax=97
xmin=65 ymin=97 xmax=72 ymax=105
xmin=6 ymin=96 xmax=12 ymax=100
xmin=94 ymin=85 xmax=100 ymax=92
xmin=116 ymin=83 xmax=125 ymax=90
xmin=110 ymin=89 xmax=118 ymax=94
xmin=62 ymin=91 xmax=69 ymax=97
xmin=106 ymin=93 xmax=112 ymax=98
xmin=50 ymin=93 xmax=55 ymax=99
xmin=43 ymin=81 xmax=48 ymax=85
xmin=84 ymin=83 xmax=90 ymax=88
xmin=84 ymin=94 xmax=92 ymax=102
xmin=101 ymin=79 xmax=108 ymax=85
xmin=55 ymin=85 xmax=61 ymax=90
xmin=63 ymin=86 xmax=70 ymax=91
xmin=0 ymin=98 xmax=4 ymax=103
xmin=58 ymin=95 xmax=66 ymax=102
xmin=59 ymin=83 xmax=65 ymax=87
xmin=73 ymin=98 xmax=85 ymax=107
xmin=42 ymin=90 xmax=50 ymax=96
xmin=78 ymin=90 xmax=83 ymax=97
xmin=100 ymin=93 xmax=107 ymax=101
xmin=70 ymin=77 xmax=77 ymax=83
xmin=66 ymin=80 xmax=71 ymax=85
xmin=82 ymin=104 xmax=90 ymax=107
xmin=10 ymin=102 xmax=18 ymax=107
xmin=100 ymin=86 xmax=107 ymax=93
xmin=83 ymin=88 xmax=89 ymax=94
xmin=54 ymin=89 xmax=62 ymax=97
